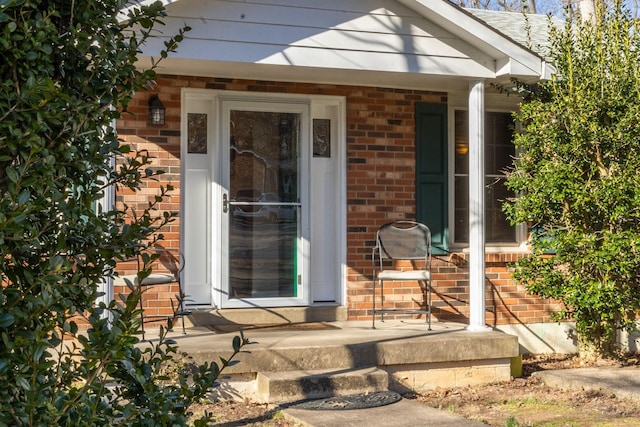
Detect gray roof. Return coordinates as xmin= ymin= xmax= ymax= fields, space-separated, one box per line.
xmin=464 ymin=8 xmax=563 ymax=59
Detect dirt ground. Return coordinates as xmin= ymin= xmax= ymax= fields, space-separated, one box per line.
xmin=195 ymin=354 xmax=640 ymax=426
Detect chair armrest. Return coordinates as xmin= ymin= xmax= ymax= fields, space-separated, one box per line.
xmin=141 ymin=273 xmax=176 ymax=286
xmin=119 ymin=273 xmax=176 ymax=286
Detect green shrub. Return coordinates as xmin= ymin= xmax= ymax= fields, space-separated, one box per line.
xmin=505 ymin=1 xmax=640 ymax=360
xmin=0 ymin=1 xmax=245 ymax=425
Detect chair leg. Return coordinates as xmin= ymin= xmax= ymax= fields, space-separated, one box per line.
xmin=372 ymin=275 xmax=376 ymax=329
xmin=427 ymin=281 xmax=432 ymax=331
xmin=181 ymin=301 xmax=186 ymax=335
xmin=380 ymin=279 xmax=385 ymax=323
xmin=180 ymin=290 xmax=186 ymax=335
xmin=176 ymin=281 xmax=189 ymax=335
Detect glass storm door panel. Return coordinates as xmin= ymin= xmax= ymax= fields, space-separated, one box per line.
xmin=225 ymin=107 xmax=302 ymax=304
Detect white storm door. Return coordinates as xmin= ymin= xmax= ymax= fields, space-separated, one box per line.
xmin=219 ymin=100 xmax=309 ymax=308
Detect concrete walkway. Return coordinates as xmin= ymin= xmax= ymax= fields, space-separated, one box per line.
xmin=534 ymin=366 xmax=640 ymax=400
xmin=281 ymin=365 xmax=640 ymax=427
xmin=283 ymin=397 xmax=485 ymax=426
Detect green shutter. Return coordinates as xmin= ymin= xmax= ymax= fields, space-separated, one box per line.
xmin=416 ymin=103 xmax=448 ymax=254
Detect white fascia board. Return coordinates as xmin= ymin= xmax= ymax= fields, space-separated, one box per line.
xmin=542 ymin=62 xmax=556 ymax=80
xmin=495 ymin=56 xmax=542 ymax=79
xmin=398 ymin=0 xmax=544 ymax=79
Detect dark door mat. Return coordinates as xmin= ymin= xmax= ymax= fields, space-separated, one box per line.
xmin=289 ymin=391 xmax=402 ymax=410
xmin=205 ymin=322 xmax=340 ymax=333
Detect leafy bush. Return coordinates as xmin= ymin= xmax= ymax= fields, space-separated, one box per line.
xmin=505 ymin=1 xmax=640 ymax=360
xmin=0 ymin=1 xmax=245 ymax=425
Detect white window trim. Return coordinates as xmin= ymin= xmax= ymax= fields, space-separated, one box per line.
xmin=447 ymin=103 xmax=528 ymax=252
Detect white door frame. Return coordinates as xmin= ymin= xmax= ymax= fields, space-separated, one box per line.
xmin=181 ymin=89 xmax=347 ymax=309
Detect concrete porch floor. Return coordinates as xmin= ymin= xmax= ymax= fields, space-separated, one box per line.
xmin=145 ymin=319 xmax=520 ymax=403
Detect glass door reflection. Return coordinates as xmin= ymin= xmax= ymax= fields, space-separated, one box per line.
xmin=227 ymin=110 xmax=301 ymax=299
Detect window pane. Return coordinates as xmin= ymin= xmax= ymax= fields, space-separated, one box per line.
xmin=486 ymin=177 xmax=517 ymax=242
xmin=454 ymin=176 xmax=469 ymax=242
xmin=229 ymin=110 xmax=300 ymax=299
xmin=491 ymin=143 xmax=515 ymax=174
xmin=454 ymin=111 xmax=469 ymax=174
xmin=486 ymin=113 xmax=515 ymax=174
xmin=453 ymin=110 xmax=516 ymax=244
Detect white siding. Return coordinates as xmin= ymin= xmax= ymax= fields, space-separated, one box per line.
xmin=140 ymin=0 xmax=496 ymax=78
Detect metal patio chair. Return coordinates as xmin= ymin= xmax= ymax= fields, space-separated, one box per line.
xmin=130 ymin=247 xmax=190 ymax=339
xmin=371 ymin=220 xmax=432 ymax=330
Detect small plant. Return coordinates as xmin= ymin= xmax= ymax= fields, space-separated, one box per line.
xmin=271 ymin=410 xmax=287 ymax=420
xmin=504 ymin=416 xmax=523 ymax=427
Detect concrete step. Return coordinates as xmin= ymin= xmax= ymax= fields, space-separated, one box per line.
xmin=186 ymin=328 xmax=519 ymax=375
xmin=186 ymin=305 xmax=348 ymax=327
xmin=256 ymin=367 xmax=388 ymax=403
xmin=171 ymin=321 xmax=520 ymax=403
xmin=189 ymin=342 xmax=377 ymax=373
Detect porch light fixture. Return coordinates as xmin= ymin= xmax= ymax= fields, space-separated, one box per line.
xmin=148 ymin=94 xmax=165 ymax=126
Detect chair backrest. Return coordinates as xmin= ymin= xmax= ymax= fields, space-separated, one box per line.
xmin=376 ymin=221 xmax=431 ymax=260
xmin=150 ymin=246 xmax=184 ymax=280
xmin=126 ymin=246 xmax=184 ymax=288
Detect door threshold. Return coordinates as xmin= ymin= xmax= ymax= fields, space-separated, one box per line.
xmin=187 ymin=305 xmax=347 ymax=327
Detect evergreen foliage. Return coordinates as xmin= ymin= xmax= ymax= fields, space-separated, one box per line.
xmin=505 ymin=0 xmax=640 ymax=360
xmin=0 ymin=1 xmax=245 ymax=425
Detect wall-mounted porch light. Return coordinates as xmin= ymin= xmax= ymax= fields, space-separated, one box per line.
xmin=148 ymin=94 xmax=165 ymax=126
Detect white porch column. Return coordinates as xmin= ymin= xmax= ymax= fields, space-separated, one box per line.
xmin=98 ymin=153 xmax=116 ymax=321
xmin=467 ymin=80 xmax=490 ymax=332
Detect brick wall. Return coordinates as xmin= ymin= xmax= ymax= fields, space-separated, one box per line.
xmin=114 ymin=75 xmax=183 ymax=321
xmin=430 ymin=253 xmax=563 ymax=327
xmin=115 ymin=75 xmax=560 ymax=327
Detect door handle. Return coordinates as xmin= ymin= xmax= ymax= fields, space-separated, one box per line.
xmin=223 ymin=193 xmax=228 ymax=213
